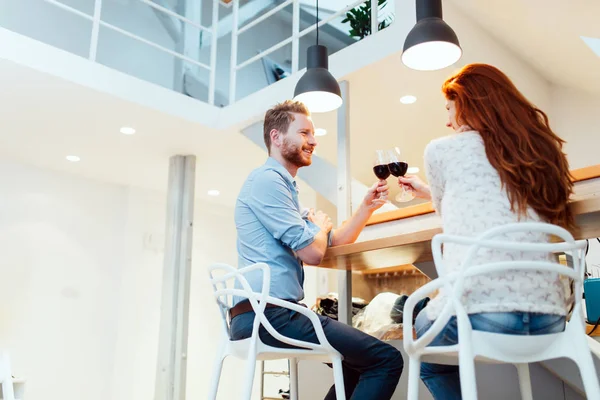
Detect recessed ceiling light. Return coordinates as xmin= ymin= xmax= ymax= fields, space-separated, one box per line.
xmin=407 ymin=166 xmax=420 ymax=174
xmin=66 ymin=155 xmax=80 ymax=162
xmin=400 ymin=95 xmax=417 ymax=104
xmin=207 ymin=189 xmax=220 ymax=196
xmin=315 ymin=128 xmax=327 ymax=136
xmin=120 ymin=126 xmax=136 ymax=135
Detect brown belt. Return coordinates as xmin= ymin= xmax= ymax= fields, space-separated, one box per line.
xmin=229 ymin=300 xmax=279 ymax=319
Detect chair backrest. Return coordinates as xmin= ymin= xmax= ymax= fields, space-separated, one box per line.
xmin=208 ymin=262 xmax=337 ymax=353
xmin=208 ymin=262 xmax=271 ymax=339
xmin=431 ymin=222 xmax=587 ymax=329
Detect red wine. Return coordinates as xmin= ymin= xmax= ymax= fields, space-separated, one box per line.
xmin=373 ymin=164 xmax=390 ymax=180
xmin=388 ymin=162 xmax=408 ymax=177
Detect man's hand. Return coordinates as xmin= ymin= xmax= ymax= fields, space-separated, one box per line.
xmin=397 ymin=175 xmax=431 ymax=200
xmin=307 ymin=209 xmax=333 ymax=233
xmin=362 ymin=180 xmax=389 ymax=212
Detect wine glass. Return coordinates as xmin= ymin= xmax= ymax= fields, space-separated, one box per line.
xmin=373 ymin=150 xmax=390 ymax=200
xmin=387 ymin=147 xmax=415 ymax=203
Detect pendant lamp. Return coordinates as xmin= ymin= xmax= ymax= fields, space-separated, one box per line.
xmin=293 ymin=0 xmax=342 ymax=112
xmin=402 ymin=0 xmax=462 ymax=71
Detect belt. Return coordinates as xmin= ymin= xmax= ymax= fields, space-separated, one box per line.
xmin=229 ymin=300 xmax=278 ymax=320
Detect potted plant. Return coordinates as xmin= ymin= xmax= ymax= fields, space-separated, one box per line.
xmin=341 ymin=0 xmax=394 ymax=40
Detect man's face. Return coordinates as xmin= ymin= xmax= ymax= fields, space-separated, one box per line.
xmin=280 ymin=113 xmax=317 ymax=168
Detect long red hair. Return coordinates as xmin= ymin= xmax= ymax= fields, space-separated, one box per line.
xmin=442 ymin=63 xmax=574 ymax=230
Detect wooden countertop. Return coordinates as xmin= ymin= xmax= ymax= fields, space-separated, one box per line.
xmin=317 ymin=196 xmax=600 ymax=272
xmin=365 ymin=164 xmax=600 ymax=227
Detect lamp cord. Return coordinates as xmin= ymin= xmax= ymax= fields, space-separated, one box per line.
xmin=316 ymin=0 xmax=319 ymax=45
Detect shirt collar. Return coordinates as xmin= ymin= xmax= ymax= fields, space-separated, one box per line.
xmin=266 ymin=157 xmax=297 ymax=189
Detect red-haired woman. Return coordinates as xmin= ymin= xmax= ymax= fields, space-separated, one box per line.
xmin=399 ymin=63 xmax=575 ymax=399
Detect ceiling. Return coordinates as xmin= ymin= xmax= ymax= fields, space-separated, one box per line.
xmin=1 ymin=0 xmax=599 ymax=209
xmin=0 ymin=58 xmax=267 ymax=205
xmin=447 ymin=0 xmax=600 ymax=94
xmin=309 ymin=0 xmax=600 ymax=201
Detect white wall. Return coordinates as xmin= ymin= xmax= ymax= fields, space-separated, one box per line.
xmin=0 ymin=158 xmax=320 ymax=400
xmin=549 ymin=86 xmax=600 ymax=169
xmin=0 ymin=160 xmax=126 ymax=400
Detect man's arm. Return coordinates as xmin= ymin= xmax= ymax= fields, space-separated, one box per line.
xmin=247 ymin=170 xmax=332 ymax=265
xmin=330 ymin=180 xmax=389 ymax=246
xmin=296 ymin=226 xmax=330 ymax=265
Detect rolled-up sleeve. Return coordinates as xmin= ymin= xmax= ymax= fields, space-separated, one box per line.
xmin=248 ymin=170 xmax=320 ymax=251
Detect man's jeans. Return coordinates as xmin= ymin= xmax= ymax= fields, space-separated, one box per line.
xmin=414 ymin=311 xmax=566 ymax=400
xmin=230 ymin=306 xmax=403 ymax=400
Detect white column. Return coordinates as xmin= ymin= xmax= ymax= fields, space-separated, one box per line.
xmin=174 ymin=0 xmax=201 ymax=93
xmin=209 ymin=0 xmax=219 ymax=105
xmin=370 ymin=0 xmax=378 ymax=36
xmin=291 ymin=0 xmax=300 ymax=73
xmin=229 ymin=0 xmax=240 ymax=104
xmin=89 ymin=0 xmax=102 ymax=61
xmin=154 ymin=155 xmax=196 ymax=400
xmin=336 ymin=80 xmax=353 ymax=325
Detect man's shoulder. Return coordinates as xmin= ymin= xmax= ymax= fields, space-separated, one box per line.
xmin=244 ymin=163 xmax=289 ymax=188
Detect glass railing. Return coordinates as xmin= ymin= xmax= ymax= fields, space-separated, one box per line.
xmin=0 ymin=0 xmax=394 ymax=107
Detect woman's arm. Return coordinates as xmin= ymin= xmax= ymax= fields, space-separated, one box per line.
xmin=423 ymin=140 xmax=446 ymax=215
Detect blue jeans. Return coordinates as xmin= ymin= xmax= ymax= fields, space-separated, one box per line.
xmin=414 ymin=311 xmax=566 ymax=400
xmin=230 ymin=305 xmax=403 ymax=400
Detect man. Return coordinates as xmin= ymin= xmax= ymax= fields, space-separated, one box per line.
xmin=230 ymin=100 xmax=403 ymax=399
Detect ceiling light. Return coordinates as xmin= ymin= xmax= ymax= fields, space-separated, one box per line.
xmin=407 ymin=167 xmax=420 ymax=174
xmin=293 ymin=0 xmax=342 ymax=113
xmin=315 ymin=128 xmax=327 ymax=136
xmin=66 ymin=155 xmax=80 ymax=162
xmin=402 ymin=0 xmax=462 ymax=71
xmin=120 ymin=126 xmax=136 ymax=135
xmin=207 ymin=189 xmax=220 ymax=196
xmin=400 ymin=95 xmax=417 ymax=104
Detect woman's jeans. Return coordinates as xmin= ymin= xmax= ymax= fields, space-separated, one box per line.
xmin=414 ymin=311 xmax=566 ymax=400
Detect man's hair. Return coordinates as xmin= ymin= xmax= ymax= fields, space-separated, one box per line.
xmin=263 ymin=100 xmax=310 ymax=154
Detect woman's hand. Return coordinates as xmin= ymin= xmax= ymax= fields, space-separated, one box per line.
xmin=397 ymin=175 xmax=431 ymax=200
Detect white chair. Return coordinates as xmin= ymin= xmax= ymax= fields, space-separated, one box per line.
xmin=402 ymin=222 xmax=600 ymax=400
xmin=208 ymin=262 xmax=345 ymax=400
xmin=0 ymin=351 xmax=15 ymax=400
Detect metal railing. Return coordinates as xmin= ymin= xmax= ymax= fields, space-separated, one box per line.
xmin=228 ymin=0 xmax=384 ymax=104
xmin=20 ymin=0 xmax=390 ymax=107
xmin=40 ymin=0 xmax=220 ymax=105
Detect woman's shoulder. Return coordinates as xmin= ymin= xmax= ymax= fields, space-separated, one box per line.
xmin=425 ymin=131 xmax=482 ymax=156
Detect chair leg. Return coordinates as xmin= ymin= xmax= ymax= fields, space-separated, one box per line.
xmin=515 ymin=363 xmax=533 ymax=400
xmin=331 ymin=356 xmax=346 ymax=400
xmin=289 ymin=358 xmax=299 ymax=400
xmin=407 ymin=356 xmax=421 ymax=400
xmin=242 ymin=354 xmax=257 ymax=400
xmin=208 ymin=352 xmax=226 ymax=400
xmin=458 ymin=351 xmax=477 ymax=400
xmin=2 ymin=380 xmax=16 ymax=400
xmin=574 ymin=344 xmax=600 ymax=400
xmin=0 ymin=352 xmax=15 ymax=400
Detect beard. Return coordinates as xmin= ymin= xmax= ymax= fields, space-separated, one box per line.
xmin=281 ymin=138 xmax=313 ymax=168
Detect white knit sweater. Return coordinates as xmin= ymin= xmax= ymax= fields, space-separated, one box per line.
xmin=423 ymin=131 xmax=569 ymax=320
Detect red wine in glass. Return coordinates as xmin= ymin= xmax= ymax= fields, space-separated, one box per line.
xmin=373 ymin=150 xmax=389 ymax=201
xmin=387 ymin=148 xmax=415 ymax=202
xmin=388 ymin=161 xmax=408 ymax=177
xmin=373 ymin=164 xmax=391 ymax=180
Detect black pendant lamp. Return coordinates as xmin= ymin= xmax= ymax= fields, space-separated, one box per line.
xmin=402 ymin=0 xmax=462 ymax=71
xmin=293 ymin=0 xmax=342 ymax=113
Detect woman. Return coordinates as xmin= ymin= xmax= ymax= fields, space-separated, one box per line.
xmin=399 ymin=63 xmax=574 ymax=399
